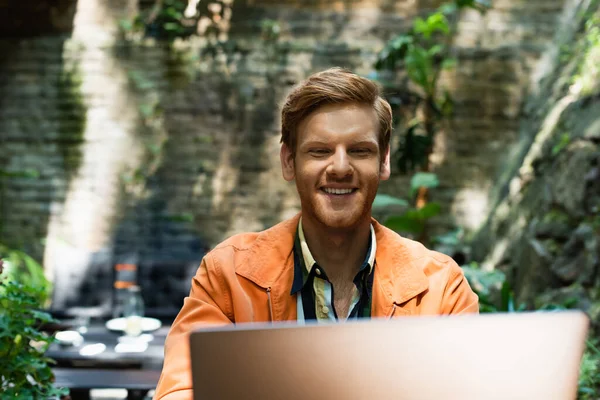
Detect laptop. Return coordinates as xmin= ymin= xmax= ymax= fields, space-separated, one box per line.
xmin=190 ymin=311 xmax=588 ymax=400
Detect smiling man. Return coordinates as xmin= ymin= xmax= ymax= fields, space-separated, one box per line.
xmin=154 ymin=68 xmax=479 ymax=400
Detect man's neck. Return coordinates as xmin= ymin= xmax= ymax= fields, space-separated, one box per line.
xmin=301 ymin=215 xmax=371 ymax=283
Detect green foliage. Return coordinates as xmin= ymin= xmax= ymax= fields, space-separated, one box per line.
xmin=142 ymin=0 xmax=196 ymax=41
xmin=396 ymin=122 xmax=433 ymax=173
xmin=461 ymin=263 xmax=518 ymax=313
xmin=0 ymin=245 xmax=51 ymax=305
xmin=372 ymin=194 xmax=410 ymax=209
xmin=376 ymin=173 xmax=442 ymax=237
xmin=432 ymin=228 xmax=463 ymax=247
xmin=572 ymin=10 xmax=600 ymax=95
xmin=0 ymin=169 xmax=40 ymax=179
xmin=162 ymin=213 xmax=195 ymax=223
xmin=375 ymin=0 xmax=490 ymax=175
xmin=0 ymin=270 xmax=67 ymax=398
xmin=57 ymin=66 xmax=86 ymax=177
xmin=410 ymin=172 xmax=440 ymax=197
xmin=414 ymin=13 xmax=450 ymax=39
xmin=580 ymin=340 xmax=600 ymax=399
xmin=385 ymin=202 xmax=441 ymax=236
xmin=552 ymin=133 xmax=571 ymax=156
xmin=128 ymin=70 xmax=155 ymax=91
xmin=260 ymin=19 xmax=281 ymax=44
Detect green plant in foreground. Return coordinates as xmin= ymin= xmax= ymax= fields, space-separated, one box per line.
xmin=579 ymin=339 xmax=600 ymax=399
xmin=0 ymin=262 xmax=68 ymax=399
xmin=0 ymin=244 xmax=52 ymax=306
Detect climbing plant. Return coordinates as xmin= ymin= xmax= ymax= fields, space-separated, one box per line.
xmin=123 ymin=0 xmax=234 ymax=43
xmin=375 ymin=0 xmax=490 ymax=208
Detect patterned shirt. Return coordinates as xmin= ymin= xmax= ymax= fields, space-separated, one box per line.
xmin=290 ymin=218 xmax=376 ymax=322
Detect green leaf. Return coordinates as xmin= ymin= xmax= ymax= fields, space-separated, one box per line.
xmin=0 ymin=169 xmax=41 ymax=179
xmin=428 ymin=44 xmax=445 ymax=56
xmin=372 ymin=194 xmax=410 ymax=209
xmin=440 ymin=3 xmax=458 ymax=15
xmin=551 ymin=133 xmax=571 ymax=156
xmin=139 ymin=103 xmax=155 ymax=117
xmin=410 ymin=172 xmax=439 ymax=196
xmin=500 ymin=281 xmax=514 ymax=312
xmin=118 ymin=19 xmax=133 ymax=32
xmin=461 ymin=265 xmax=506 ymax=298
xmin=433 ymin=228 xmax=463 ymax=246
xmin=375 ymin=34 xmax=413 ymax=71
xmin=417 ymin=202 xmax=441 ymax=219
xmin=441 ymin=58 xmax=458 ymax=70
xmin=384 ymin=213 xmax=425 ymax=235
xmin=163 ymin=22 xmax=181 ymax=31
xmin=405 ymin=46 xmax=433 ymax=91
xmin=147 ymin=142 xmax=162 ymax=155
xmin=30 ymin=310 xmax=55 ymax=324
xmin=413 ymin=13 xmax=450 ymax=39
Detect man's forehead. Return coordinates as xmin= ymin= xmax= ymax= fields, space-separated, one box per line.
xmin=297 ymin=103 xmax=378 ymax=142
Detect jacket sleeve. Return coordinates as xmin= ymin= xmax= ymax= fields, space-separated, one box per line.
xmin=154 ymin=256 xmax=233 ymax=400
xmin=442 ymin=261 xmax=479 ymax=315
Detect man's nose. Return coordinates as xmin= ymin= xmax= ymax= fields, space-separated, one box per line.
xmin=327 ymin=149 xmax=352 ymax=177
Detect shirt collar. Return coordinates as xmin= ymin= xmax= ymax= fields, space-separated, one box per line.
xmin=291 ymin=218 xmax=376 ymax=294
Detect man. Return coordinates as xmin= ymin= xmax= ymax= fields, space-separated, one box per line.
xmin=154 ymin=68 xmax=478 ymax=400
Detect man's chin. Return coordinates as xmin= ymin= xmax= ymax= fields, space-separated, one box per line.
xmin=314 ymin=212 xmax=364 ymax=230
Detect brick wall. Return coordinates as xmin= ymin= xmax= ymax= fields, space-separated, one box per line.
xmin=0 ymin=0 xmax=572 ymax=312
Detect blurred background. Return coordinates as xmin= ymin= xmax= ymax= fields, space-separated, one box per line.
xmin=0 ymin=0 xmax=599 ymax=398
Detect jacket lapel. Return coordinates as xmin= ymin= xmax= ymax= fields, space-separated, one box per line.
xmin=235 ymin=214 xmax=300 ymax=321
xmin=371 ymin=219 xmax=429 ymax=317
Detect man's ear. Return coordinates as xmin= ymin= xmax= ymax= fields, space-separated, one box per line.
xmin=280 ymin=143 xmax=295 ymax=182
xmin=379 ymin=145 xmax=391 ymax=181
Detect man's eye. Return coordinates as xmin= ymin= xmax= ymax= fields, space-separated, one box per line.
xmin=350 ymin=148 xmax=371 ymax=155
xmin=309 ymin=149 xmax=329 ymax=155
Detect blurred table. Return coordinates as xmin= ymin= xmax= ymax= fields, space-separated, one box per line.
xmin=46 ymin=320 xmax=169 ymax=399
xmin=53 ymin=368 xmax=161 ymax=400
xmin=47 ymin=322 xmax=169 ymax=370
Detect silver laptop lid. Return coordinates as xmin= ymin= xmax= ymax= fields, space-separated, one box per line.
xmin=190 ymin=311 xmax=588 ymax=400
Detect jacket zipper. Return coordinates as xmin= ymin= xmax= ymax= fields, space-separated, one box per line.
xmin=266 ymin=287 xmax=274 ymax=323
xmin=388 ymin=303 xmax=398 ymax=319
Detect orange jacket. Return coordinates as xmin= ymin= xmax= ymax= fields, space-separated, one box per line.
xmin=155 ymin=214 xmax=479 ymax=400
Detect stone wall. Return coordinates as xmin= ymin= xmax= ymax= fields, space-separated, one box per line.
xmin=0 ymin=0 xmax=575 ymax=313
xmin=471 ymin=0 xmax=600 ymax=322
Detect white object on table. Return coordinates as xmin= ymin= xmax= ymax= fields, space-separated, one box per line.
xmin=55 ymin=330 xmax=84 ymax=347
xmin=105 ymin=317 xmax=162 ymax=333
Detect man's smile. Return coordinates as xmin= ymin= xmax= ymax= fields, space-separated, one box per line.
xmin=320 ymin=187 xmax=358 ymax=195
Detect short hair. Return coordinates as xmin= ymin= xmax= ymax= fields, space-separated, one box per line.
xmin=280 ymin=67 xmax=392 ymax=155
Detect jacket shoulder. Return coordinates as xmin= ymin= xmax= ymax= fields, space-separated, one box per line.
xmin=405 ymin=237 xmax=461 ymax=276
xmin=201 ymin=232 xmax=259 ymax=274
xmin=202 ymin=215 xmax=299 ymax=273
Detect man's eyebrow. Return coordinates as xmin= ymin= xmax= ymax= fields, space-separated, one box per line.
xmin=351 ymin=138 xmax=378 ymax=144
xmin=348 ymin=138 xmax=378 ymax=146
xmin=301 ymin=140 xmax=331 ymax=147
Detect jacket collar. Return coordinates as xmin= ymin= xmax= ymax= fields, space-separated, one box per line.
xmin=371 ymin=220 xmax=430 ymax=305
xmin=236 ymin=214 xmax=429 ymax=308
xmin=236 ymin=214 xmax=300 ymax=289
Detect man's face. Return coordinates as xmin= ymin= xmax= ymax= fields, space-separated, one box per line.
xmin=281 ymin=102 xmax=391 ymax=229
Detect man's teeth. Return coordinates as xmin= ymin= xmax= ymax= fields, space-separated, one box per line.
xmin=323 ymin=188 xmax=353 ymax=195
